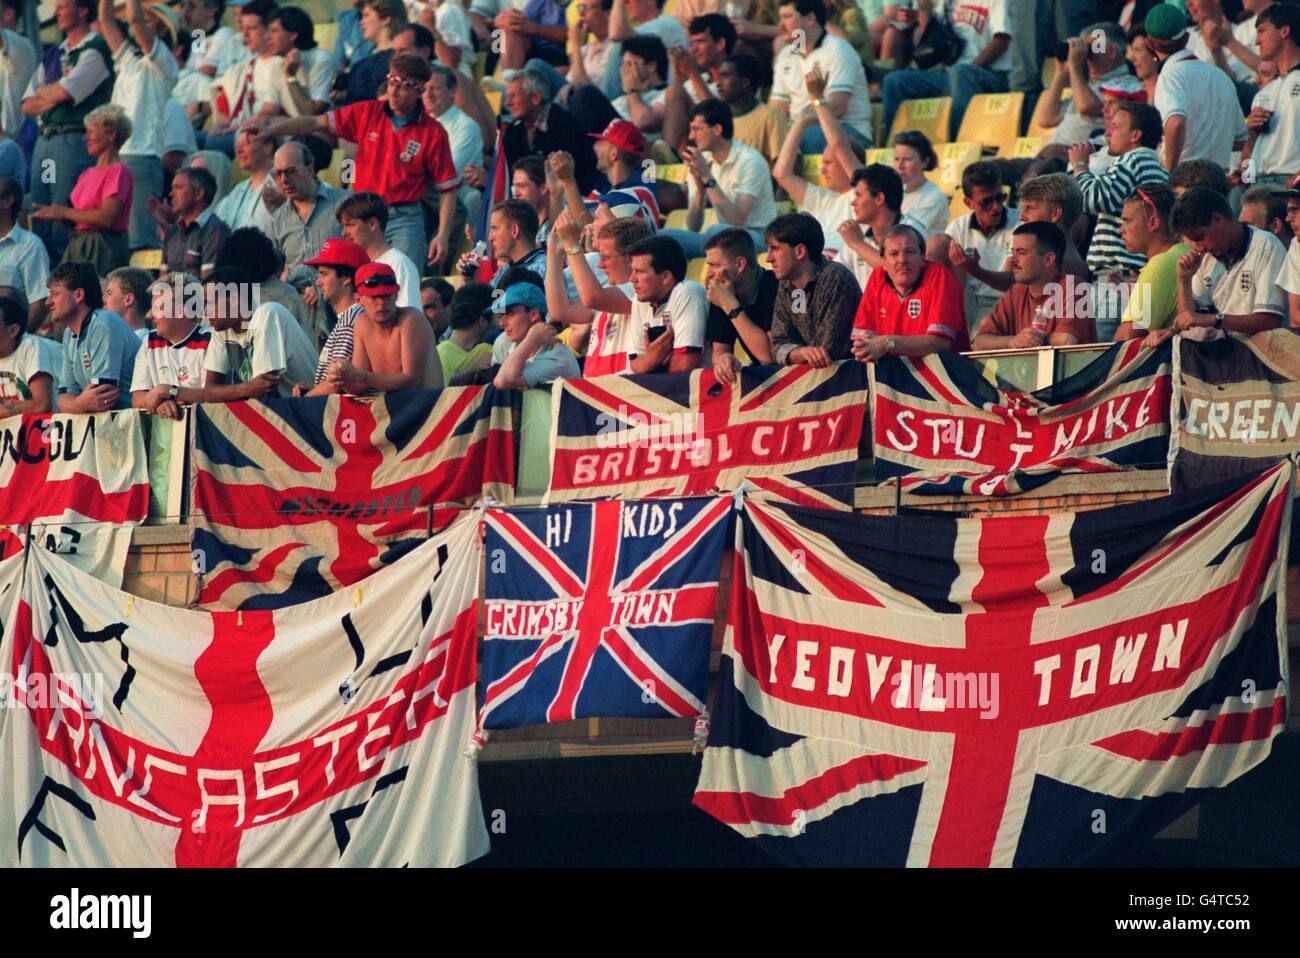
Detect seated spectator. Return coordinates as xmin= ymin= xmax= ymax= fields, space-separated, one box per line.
xmin=1240 ymin=185 xmax=1293 ymax=246
xmin=1278 ymin=177 xmax=1300 ymax=328
xmin=606 ymin=0 xmax=689 ymax=103
xmin=265 ymin=141 xmax=348 ymax=301
xmin=423 ymin=64 xmax=486 ymax=235
xmin=626 ymin=235 xmax=708 ymax=373
xmin=502 ymin=72 xmax=598 ymax=194
xmin=512 ymin=154 xmax=553 ymax=244
xmin=334 ymin=0 xmax=376 ymax=67
xmin=156 ymin=165 xmax=231 ymax=278
xmin=0 ymin=294 xmax=59 ymax=416
xmin=973 ymin=222 xmax=1096 ymax=350
xmin=1033 ymin=23 xmax=1131 ymax=151
xmin=295 ymin=238 xmax=368 ymax=395
xmin=206 ymin=0 xmax=287 ymax=153
xmin=772 ymin=104 xmax=859 ymax=261
xmin=339 ymin=0 xmax=406 ymax=106
xmin=770 ymin=0 xmax=873 ymax=152
xmin=1239 ymin=3 xmax=1300 ymax=188
xmin=31 ymin=104 xmax=135 ymax=274
xmin=184 ymin=0 xmax=245 ymax=79
xmin=929 ymin=161 xmax=1022 ymax=329
xmin=0 ymin=176 xmax=51 ymax=332
xmin=326 ymin=261 xmax=443 ymax=393
xmin=214 ymin=226 xmax=313 ymax=346
xmin=1170 ymin=159 xmax=1232 ymax=198
xmin=610 ymin=35 xmax=671 ymax=135
xmin=852 ymin=224 xmax=970 ymax=363
xmin=664 ymin=98 xmax=775 ymax=259
xmin=765 ymin=212 xmax=861 ymax=367
xmin=585 ymin=119 xmax=659 ymax=218
xmin=195 ymin=266 xmax=319 ymax=402
xmin=416 ymin=2 xmax=478 ymax=81
xmin=1127 ymin=25 xmax=1161 ymax=104
xmin=893 ymin=131 xmax=949 ymax=237
xmin=49 ymin=261 xmax=141 ymax=413
xmin=705 ymin=227 xmax=777 ymax=383
xmin=131 ymin=273 xmax=212 ymax=418
xmin=265 ymin=6 xmax=339 ymax=117
xmin=1185 ymin=0 xmax=1257 ymax=92
xmin=337 ymin=192 xmax=421 ymax=311
xmin=553 ymin=0 xmax=616 ymax=115
xmin=711 ymin=53 xmax=787 ymax=165
xmin=1116 ymin=184 xmax=1189 ymax=341
xmin=460 ymin=199 xmax=548 ymax=286
xmin=213 ymin=129 xmax=279 ymax=234
xmin=1171 ymin=186 xmax=1286 ymax=335
xmin=103 ymin=266 xmax=153 ymax=341
xmin=660 ymin=13 xmax=731 ymax=149
xmin=492 ymin=283 xmax=581 ymax=389
xmin=422 ymin=277 xmax=456 ymax=339
xmin=439 ymin=282 xmax=495 ymax=385
xmin=837 ymin=164 xmax=928 ymax=290
xmin=495 ymin=0 xmax=571 ymax=71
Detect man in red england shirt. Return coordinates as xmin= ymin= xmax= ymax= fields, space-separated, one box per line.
xmin=245 ymin=53 xmax=459 ymax=275
xmin=851 ymin=224 xmax=970 ymax=364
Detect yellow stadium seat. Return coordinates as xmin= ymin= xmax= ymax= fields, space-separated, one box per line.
xmin=871 ymin=101 xmax=884 ymax=151
xmin=798 ymin=153 xmax=826 ymax=186
xmin=1001 ymin=136 xmax=1045 ymax=158
xmin=483 ymin=88 xmax=503 ymax=116
xmin=320 ymin=148 xmax=347 ymax=188
xmin=130 ymin=248 xmax=162 ymax=270
xmin=686 ymin=257 xmax=707 ymax=284
xmin=925 ymin=141 xmax=981 ymax=195
xmin=889 ymin=96 xmax=953 ymax=145
xmin=702 ymin=208 xmax=719 ymax=227
xmin=656 ymin=163 xmax=688 ymax=185
xmin=757 ymin=251 xmax=769 ymax=268
xmin=1026 ymin=88 xmax=1070 ymax=140
xmin=663 ymin=0 xmax=679 ymax=18
xmin=865 ymin=147 xmax=892 ymax=166
xmin=774 ymin=200 xmax=793 ymax=215
xmin=949 ymin=190 xmax=968 ymax=220
xmin=441 ymin=274 xmax=466 ymax=289
xmin=665 ymin=209 xmax=690 ymax=230
xmin=650 ymin=140 xmax=678 ymax=164
xmin=955 ymin=92 xmax=1024 ymax=152
xmin=314 ymin=21 xmax=338 ymax=54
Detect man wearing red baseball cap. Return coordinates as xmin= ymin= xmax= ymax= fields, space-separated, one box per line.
xmin=324 ymin=261 xmax=444 ymax=394
xmin=297 ymin=238 xmax=370 ymax=396
xmin=545 ymin=118 xmax=661 ymax=237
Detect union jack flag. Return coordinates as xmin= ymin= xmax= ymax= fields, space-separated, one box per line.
xmin=694 ymin=463 xmax=1292 ymax=866
xmin=547 ymin=363 xmax=868 ymax=510
xmin=870 ymin=340 xmax=1171 ymax=496
xmin=478 ymin=497 xmax=731 ymax=730
xmin=193 ymin=388 xmax=514 ymax=609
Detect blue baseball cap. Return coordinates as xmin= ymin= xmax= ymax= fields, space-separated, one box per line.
xmin=495 ymin=283 xmax=547 ymax=316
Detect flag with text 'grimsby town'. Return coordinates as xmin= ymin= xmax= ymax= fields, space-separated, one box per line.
xmin=1169 ymin=330 xmax=1300 ymax=492
xmin=478 ymin=497 xmax=731 ymax=729
xmin=693 ymin=465 xmax=1291 ymax=867
xmin=192 ymin=388 xmax=513 ymax=609
xmin=0 ymin=411 xmax=148 ymax=588
xmin=547 ymin=363 xmax=868 ymax=510
xmin=0 ymin=517 xmax=489 ymax=867
xmin=870 ymin=340 xmax=1171 ymax=496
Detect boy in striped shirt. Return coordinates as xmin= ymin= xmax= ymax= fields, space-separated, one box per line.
xmin=132 ymin=274 xmax=213 ymax=420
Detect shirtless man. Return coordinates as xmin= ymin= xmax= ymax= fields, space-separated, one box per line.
xmin=326 ymin=262 xmax=443 ymax=393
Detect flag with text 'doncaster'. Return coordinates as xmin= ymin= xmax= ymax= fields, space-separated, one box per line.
xmin=0 ymin=515 xmax=489 ymax=868
xmin=478 ymin=497 xmax=731 ymax=730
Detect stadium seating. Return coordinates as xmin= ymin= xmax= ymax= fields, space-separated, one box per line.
xmin=949 ymin=190 xmax=968 ymax=219
xmin=1026 ymin=87 xmax=1071 ymax=140
xmin=130 ymin=248 xmax=163 ymax=270
xmin=888 ymin=97 xmax=952 ymax=146
xmin=483 ymin=88 xmax=503 ymax=116
xmin=865 ymin=148 xmax=892 ymax=166
xmin=655 ymin=163 xmax=689 ymax=186
xmin=320 ymin=148 xmax=346 ymax=188
xmin=798 ymin=154 xmax=826 ymax=187
xmin=954 ymin=92 xmax=1024 ymax=153
xmin=1001 ymin=136 xmax=1046 ymax=158
xmin=314 ymin=21 xmax=338 ymax=54
xmin=665 ymin=209 xmax=690 ymax=230
xmin=686 ymin=257 xmax=707 ymax=284
xmin=926 ymin=141 xmax=982 ymax=195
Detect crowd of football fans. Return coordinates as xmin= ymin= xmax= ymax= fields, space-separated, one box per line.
xmin=1 ymin=0 xmax=1299 ymax=417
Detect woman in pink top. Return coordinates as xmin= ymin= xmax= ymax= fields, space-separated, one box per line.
xmin=31 ymin=104 xmax=136 ymax=275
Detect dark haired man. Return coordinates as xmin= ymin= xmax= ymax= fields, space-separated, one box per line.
xmin=475 ymin=199 xmax=547 ymax=287
xmin=705 ymin=227 xmax=777 ymax=383
xmin=930 ymin=161 xmax=1022 ymax=327
xmin=439 ymin=282 xmax=494 ymax=385
xmin=492 ymin=283 xmax=579 ymax=389
xmin=626 ymin=235 xmax=708 ymax=373
xmin=0 ymin=0 xmax=37 ymax=141
xmin=132 ymin=274 xmax=212 ymax=418
xmin=326 ymin=261 xmax=442 ymax=393
xmin=49 ymin=260 xmax=141 ymax=413
xmin=296 ymin=237 xmax=369 ymax=395
xmin=265 ymin=5 xmax=340 ymax=118
xmin=836 ymin=164 xmax=928 ymax=290
xmin=715 ymin=54 xmax=786 ymax=165
xmin=338 ymin=191 xmax=421 ymax=311
xmin=0 ymin=295 xmax=59 ymax=416
xmin=1240 ymin=2 xmax=1300 ymax=188
xmin=158 ymin=166 xmax=232 ymax=279
xmin=613 ymin=34 xmax=671 ymax=134
xmin=0 ymin=176 xmax=50 ymax=332
xmin=765 ymin=212 xmax=861 ymax=367
xmin=182 ymin=0 xmax=244 ymax=78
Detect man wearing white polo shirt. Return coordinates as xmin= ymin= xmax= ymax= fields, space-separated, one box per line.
xmin=1241 ymin=3 xmax=1300 ymax=188
xmin=0 ymin=177 xmax=50 ymax=333
xmin=661 ymin=98 xmax=775 ymax=260
xmin=769 ymin=0 xmax=873 ymax=153
xmin=1170 ymin=186 xmax=1287 ymax=335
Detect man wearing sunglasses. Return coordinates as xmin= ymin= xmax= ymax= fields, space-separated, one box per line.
xmin=928 ymin=162 xmax=1020 ymax=331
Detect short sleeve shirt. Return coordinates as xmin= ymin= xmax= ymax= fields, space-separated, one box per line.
xmin=583 ymin=281 xmax=637 ymax=377
xmin=976 ymin=283 xmax=1096 ymax=342
xmin=854 ymin=262 xmax=970 ymax=349
xmin=684 ymin=140 xmax=777 ymax=234
xmin=58 ymin=309 xmax=141 ymax=407
xmin=706 ymin=268 xmax=779 ymax=352
xmin=491 ymin=335 xmax=581 ymax=386
xmin=951 ymin=0 xmax=1011 ymax=70
xmin=1191 ymin=226 xmax=1287 ymax=317
xmin=330 ymin=100 xmax=460 ymax=204
xmin=945 ymin=207 xmax=1022 ymax=310
xmin=0 ymin=334 xmax=61 ymax=404
xmin=770 ymin=31 xmax=873 ymax=136
xmin=129 ymin=324 xmax=212 ymax=391
xmin=1153 ymin=50 xmax=1247 ymax=169
xmin=203 ymin=301 xmax=320 ymax=395
xmin=1249 ymin=69 xmax=1300 ymax=178
xmin=628 ymin=279 xmax=708 ymax=357
xmin=1123 ymin=243 xmax=1189 ymax=331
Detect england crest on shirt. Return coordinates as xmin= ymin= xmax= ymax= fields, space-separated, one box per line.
xmin=401 ymin=139 xmax=422 ymax=162
xmin=907 ymin=299 xmax=922 ymax=319
xmin=1240 ymin=270 xmax=1253 ymax=293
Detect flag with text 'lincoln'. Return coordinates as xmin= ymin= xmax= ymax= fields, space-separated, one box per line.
xmin=479 ymin=497 xmax=731 ymax=730
xmin=192 ymin=388 xmax=513 ymax=610
xmin=870 ymin=340 xmax=1171 ymax=496
xmin=1170 ymin=330 xmax=1300 ymax=492
xmin=694 ymin=465 xmax=1291 ymax=867
xmin=0 ymin=411 xmax=148 ymax=588
xmin=547 ymin=363 xmax=868 ymax=510
xmin=0 ymin=516 xmax=489 ymax=868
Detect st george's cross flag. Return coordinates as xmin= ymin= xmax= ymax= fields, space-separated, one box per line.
xmin=192 ymin=388 xmax=513 ymax=609
xmin=0 ymin=411 xmax=148 ymax=587
xmin=0 ymin=515 xmax=489 ymax=868
xmin=870 ymin=340 xmax=1170 ymax=495
xmin=478 ymin=497 xmax=731 ymax=729
xmin=546 ymin=363 xmax=868 ymax=510
xmin=693 ymin=464 xmax=1292 ymax=866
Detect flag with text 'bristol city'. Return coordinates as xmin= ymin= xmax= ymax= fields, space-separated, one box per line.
xmin=694 ymin=464 xmax=1291 ymax=867
xmin=478 ymin=497 xmax=731 ymax=729
xmin=0 ymin=411 xmax=148 ymax=588
xmin=870 ymin=340 xmax=1171 ymax=496
xmin=192 ymin=388 xmax=514 ymax=609
xmin=0 ymin=516 xmax=489 ymax=868
xmin=546 ymin=363 xmax=868 ymax=510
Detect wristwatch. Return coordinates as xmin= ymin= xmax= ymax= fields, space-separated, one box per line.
xmin=705 ymin=177 xmax=718 ymax=189
xmin=726 ymin=305 xmax=745 ymax=320
xmin=168 ymin=384 xmax=179 ymax=399
xmin=885 ymin=335 xmax=897 ymax=353
xmin=812 ymin=97 xmax=824 ymax=107
xmin=1214 ymin=311 xmax=1225 ymax=329
xmin=566 ymin=245 xmax=582 ymax=256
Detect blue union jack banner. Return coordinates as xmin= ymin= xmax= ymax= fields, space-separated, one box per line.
xmin=547 ymin=364 xmax=867 ymax=510
xmin=193 ymin=389 xmax=513 ymax=609
xmin=694 ymin=464 xmax=1292 ymax=866
xmin=479 ymin=497 xmax=732 ymax=730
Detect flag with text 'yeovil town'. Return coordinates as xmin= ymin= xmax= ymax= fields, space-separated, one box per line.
xmin=1170 ymin=330 xmax=1300 ymax=492
xmin=192 ymin=389 xmax=513 ymax=609
xmin=0 ymin=517 xmax=489 ymax=867
xmin=478 ymin=497 xmax=731 ymax=729
xmin=870 ymin=340 xmax=1171 ymax=496
xmin=0 ymin=411 xmax=148 ymax=588
xmin=546 ymin=363 xmax=868 ymax=510
xmin=694 ymin=465 xmax=1291 ymax=867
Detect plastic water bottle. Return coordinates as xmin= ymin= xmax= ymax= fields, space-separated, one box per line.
xmin=1032 ymin=306 xmax=1048 ymax=339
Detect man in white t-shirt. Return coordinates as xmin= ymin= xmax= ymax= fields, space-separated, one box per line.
xmin=1276 ymin=177 xmax=1300 ymax=326
xmin=1241 ymin=3 xmax=1300 ymax=188
xmin=836 ymin=165 xmax=929 ymax=291
xmin=1145 ymin=3 xmax=1247 ymax=170
xmin=131 ymin=276 xmax=213 ymax=420
xmin=265 ymin=6 xmax=339 ymax=117
xmin=1033 ymin=23 xmax=1130 ymax=149
xmin=881 ymin=0 xmax=1012 ymax=143
xmin=1170 ymin=186 xmax=1287 ymax=335
xmin=191 ymin=267 xmax=319 ymax=402
xmin=0 ymin=294 xmax=58 ymax=416
xmin=184 ymin=0 xmax=246 ymax=78
xmin=607 ymin=0 xmax=688 ymax=99
xmin=337 ymin=192 xmax=421 ymax=312
xmin=769 ymin=0 xmax=873 ymax=152
xmin=610 ymin=35 xmax=671 ymax=136
xmin=1187 ymin=0 xmax=1257 ymax=86
xmin=625 ymin=235 xmax=708 ymax=373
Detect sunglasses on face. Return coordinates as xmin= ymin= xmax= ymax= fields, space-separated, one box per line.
xmin=386 ymin=74 xmax=424 ymax=92
xmin=971 ymin=191 xmax=1007 ymax=210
